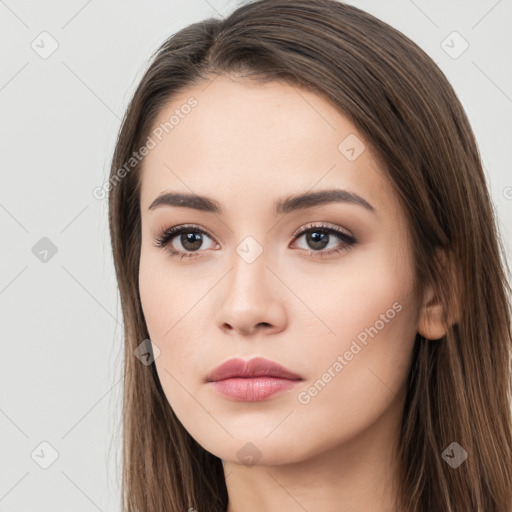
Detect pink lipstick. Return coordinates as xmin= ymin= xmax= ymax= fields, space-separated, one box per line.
xmin=205 ymin=357 xmax=303 ymax=402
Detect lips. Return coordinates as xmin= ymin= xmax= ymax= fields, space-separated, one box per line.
xmin=205 ymin=357 xmax=303 ymax=402
xmin=205 ymin=356 xmax=303 ymax=382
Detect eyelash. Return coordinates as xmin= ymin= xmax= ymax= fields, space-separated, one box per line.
xmin=153 ymin=222 xmax=357 ymax=261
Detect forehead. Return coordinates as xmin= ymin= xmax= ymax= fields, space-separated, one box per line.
xmin=138 ymin=76 xmax=395 ymax=218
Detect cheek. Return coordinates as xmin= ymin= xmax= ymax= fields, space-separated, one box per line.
xmin=292 ymin=244 xmax=418 ymax=424
xmin=139 ymin=259 xmax=206 ymax=424
xmin=139 ymin=253 xmax=170 ymax=340
xmin=292 ymin=239 xmax=416 ymax=349
xmin=139 ymin=244 xmax=193 ymax=337
xmin=138 ymin=250 xmax=211 ymax=375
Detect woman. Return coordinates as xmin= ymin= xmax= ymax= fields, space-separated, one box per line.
xmin=107 ymin=1 xmax=512 ymax=510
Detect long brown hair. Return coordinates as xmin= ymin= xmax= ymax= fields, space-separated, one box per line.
xmin=107 ymin=1 xmax=512 ymax=510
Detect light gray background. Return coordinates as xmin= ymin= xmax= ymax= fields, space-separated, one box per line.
xmin=1 ymin=0 xmax=511 ymax=510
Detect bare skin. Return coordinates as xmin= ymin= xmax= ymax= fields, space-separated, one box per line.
xmin=138 ymin=75 xmax=446 ymax=512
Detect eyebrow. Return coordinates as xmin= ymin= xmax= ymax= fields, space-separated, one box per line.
xmin=148 ymin=189 xmax=376 ymax=215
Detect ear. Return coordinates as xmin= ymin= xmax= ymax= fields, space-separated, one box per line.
xmin=417 ymin=283 xmax=447 ymax=341
xmin=417 ymin=249 xmax=461 ymax=341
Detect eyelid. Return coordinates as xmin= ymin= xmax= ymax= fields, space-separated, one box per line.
xmin=292 ymin=221 xmax=353 ymax=239
xmin=154 ymin=223 xmax=216 ymax=248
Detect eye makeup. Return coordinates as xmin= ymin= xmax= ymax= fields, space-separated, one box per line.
xmin=153 ymin=222 xmax=358 ymax=261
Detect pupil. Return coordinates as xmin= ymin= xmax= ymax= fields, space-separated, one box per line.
xmin=307 ymin=231 xmax=328 ymax=250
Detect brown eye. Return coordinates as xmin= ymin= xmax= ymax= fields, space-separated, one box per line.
xmin=154 ymin=224 xmax=216 ymax=260
xmin=292 ymin=223 xmax=357 ymax=258
xmin=178 ymin=231 xmax=204 ymax=251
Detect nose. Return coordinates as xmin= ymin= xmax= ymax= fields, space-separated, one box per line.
xmin=215 ymin=249 xmax=287 ymax=337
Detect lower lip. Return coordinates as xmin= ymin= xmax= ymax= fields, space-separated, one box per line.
xmin=208 ymin=377 xmax=301 ymax=401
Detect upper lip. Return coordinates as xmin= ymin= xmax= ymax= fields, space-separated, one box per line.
xmin=205 ymin=357 xmax=303 ymax=382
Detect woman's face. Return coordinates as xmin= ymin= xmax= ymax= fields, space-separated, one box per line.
xmin=138 ymin=76 xmax=422 ymax=466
